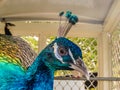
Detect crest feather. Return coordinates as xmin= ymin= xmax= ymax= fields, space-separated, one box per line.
xmin=57 ymin=11 xmax=78 ymax=38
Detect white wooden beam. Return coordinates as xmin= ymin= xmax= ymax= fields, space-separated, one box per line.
xmin=103 ymin=0 xmax=120 ymax=33
xmin=3 ymin=21 xmax=102 ymax=38
xmin=98 ymin=31 xmax=112 ymax=90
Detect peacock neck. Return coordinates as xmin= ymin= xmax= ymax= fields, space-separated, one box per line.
xmin=26 ymin=54 xmax=54 ymax=90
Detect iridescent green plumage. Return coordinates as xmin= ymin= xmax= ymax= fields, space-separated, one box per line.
xmin=0 ymin=34 xmax=37 ymax=69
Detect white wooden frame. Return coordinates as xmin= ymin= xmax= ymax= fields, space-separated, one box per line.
xmin=99 ymin=0 xmax=120 ymax=90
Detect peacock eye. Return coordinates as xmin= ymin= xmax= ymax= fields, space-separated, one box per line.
xmin=58 ymin=47 xmax=68 ymax=56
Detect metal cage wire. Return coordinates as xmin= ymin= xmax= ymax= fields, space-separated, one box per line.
xmin=111 ymin=26 xmax=120 ymax=90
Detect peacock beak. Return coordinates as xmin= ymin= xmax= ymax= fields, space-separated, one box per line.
xmin=69 ymin=57 xmax=89 ymax=80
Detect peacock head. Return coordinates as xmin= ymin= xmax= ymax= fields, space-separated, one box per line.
xmin=42 ymin=37 xmax=89 ymax=79
xmin=40 ymin=11 xmax=89 ymax=79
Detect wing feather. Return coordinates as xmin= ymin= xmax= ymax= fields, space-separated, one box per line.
xmin=0 ymin=34 xmax=37 ymax=68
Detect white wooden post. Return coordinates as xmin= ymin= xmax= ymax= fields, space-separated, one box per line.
xmin=98 ymin=31 xmax=112 ymax=90
xmin=38 ymin=34 xmax=47 ymax=52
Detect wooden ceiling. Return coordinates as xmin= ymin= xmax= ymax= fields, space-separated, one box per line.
xmin=0 ymin=0 xmax=113 ymax=24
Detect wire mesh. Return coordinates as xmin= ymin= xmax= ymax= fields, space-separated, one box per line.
xmin=54 ymin=80 xmax=85 ymax=90
xmin=112 ymin=28 xmax=120 ymax=90
xmin=54 ymin=77 xmax=120 ymax=90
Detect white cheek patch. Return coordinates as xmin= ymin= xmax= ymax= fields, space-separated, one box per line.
xmin=68 ymin=49 xmax=76 ymax=64
xmin=53 ymin=43 xmax=64 ymax=63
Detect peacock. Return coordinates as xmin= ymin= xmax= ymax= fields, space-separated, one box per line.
xmin=0 ymin=11 xmax=89 ymax=90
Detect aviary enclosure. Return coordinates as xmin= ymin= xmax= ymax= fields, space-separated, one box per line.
xmin=19 ymin=19 xmax=120 ymax=90
xmin=0 ymin=0 xmax=120 ymax=90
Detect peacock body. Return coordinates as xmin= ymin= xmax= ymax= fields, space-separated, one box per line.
xmin=0 ymin=11 xmax=89 ymax=90
xmin=0 ymin=35 xmax=88 ymax=90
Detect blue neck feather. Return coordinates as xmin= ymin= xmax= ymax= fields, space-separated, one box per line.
xmin=25 ymin=53 xmax=54 ymax=90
